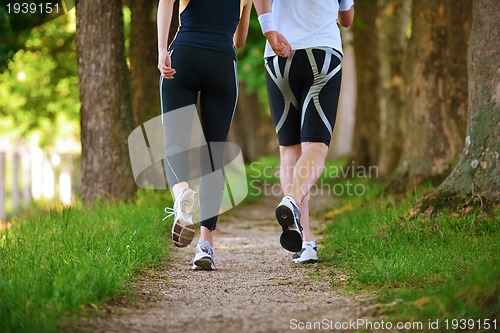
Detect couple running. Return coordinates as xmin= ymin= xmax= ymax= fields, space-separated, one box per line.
xmin=158 ymin=0 xmax=355 ymax=270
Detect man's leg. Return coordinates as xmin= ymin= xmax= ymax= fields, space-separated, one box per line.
xmin=290 ymin=142 xmax=329 ymax=242
xmin=279 ymin=144 xmax=314 ymax=242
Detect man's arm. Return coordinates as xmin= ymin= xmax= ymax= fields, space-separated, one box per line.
xmin=338 ymin=7 xmax=355 ymax=28
xmin=252 ymin=0 xmax=272 ymax=15
xmin=252 ymin=0 xmax=291 ymax=57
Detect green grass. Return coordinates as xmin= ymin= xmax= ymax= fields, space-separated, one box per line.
xmin=245 ymin=155 xmax=376 ymax=202
xmin=245 ymin=155 xmax=280 ymax=202
xmin=0 ymin=155 xmax=282 ymax=333
xmin=322 ymin=186 xmax=500 ymax=326
xmin=4 ymin=155 xmax=497 ymax=331
xmin=0 ymin=190 xmax=172 ymax=333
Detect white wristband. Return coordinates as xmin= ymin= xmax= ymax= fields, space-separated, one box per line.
xmin=258 ymin=13 xmax=277 ymax=35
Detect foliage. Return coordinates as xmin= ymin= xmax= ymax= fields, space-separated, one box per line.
xmin=0 ymin=190 xmax=171 ymax=333
xmin=245 ymin=155 xmax=280 ymax=202
xmin=0 ymin=4 xmax=29 ymax=73
xmin=237 ymin=10 xmax=269 ymax=108
xmin=0 ymin=11 xmax=79 ymax=146
xmin=0 ymin=7 xmax=268 ymax=145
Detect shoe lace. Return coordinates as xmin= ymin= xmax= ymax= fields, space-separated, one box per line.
xmin=162 ymin=206 xmax=175 ymax=221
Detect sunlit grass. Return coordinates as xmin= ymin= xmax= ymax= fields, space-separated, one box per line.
xmin=322 ymin=185 xmax=499 ymax=323
xmin=0 ymin=190 xmax=171 ymax=333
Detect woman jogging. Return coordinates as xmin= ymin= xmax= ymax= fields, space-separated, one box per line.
xmin=158 ymin=0 xmax=251 ymax=270
xmin=254 ymin=0 xmax=355 ymax=263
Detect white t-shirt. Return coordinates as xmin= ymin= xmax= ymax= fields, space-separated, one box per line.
xmin=264 ymin=0 xmax=355 ymax=58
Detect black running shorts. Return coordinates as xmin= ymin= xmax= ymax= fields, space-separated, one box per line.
xmin=265 ymin=47 xmax=343 ymax=146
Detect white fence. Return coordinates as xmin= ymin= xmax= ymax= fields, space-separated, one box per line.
xmin=0 ymin=149 xmax=79 ymax=221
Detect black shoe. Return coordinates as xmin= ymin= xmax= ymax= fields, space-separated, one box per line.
xmin=275 ymin=196 xmax=303 ymax=252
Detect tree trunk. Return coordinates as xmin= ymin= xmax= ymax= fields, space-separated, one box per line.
xmin=330 ymin=29 xmax=356 ymax=159
xmin=350 ymin=0 xmax=381 ymax=168
xmin=416 ymin=0 xmax=499 ymax=211
xmin=128 ymin=0 xmax=179 ymax=126
xmin=76 ymin=0 xmax=136 ymax=203
xmin=394 ymin=0 xmax=472 ymax=186
xmin=229 ymin=82 xmax=275 ymax=162
xmin=376 ymin=0 xmax=411 ymax=179
xmin=129 ymin=0 xmax=161 ymax=126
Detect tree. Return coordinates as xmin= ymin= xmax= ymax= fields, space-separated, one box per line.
xmin=127 ymin=0 xmax=179 ymax=127
xmin=376 ymin=0 xmax=411 ymax=179
xmin=0 ymin=6 xmax=28 ymax=73
xmin=394 ymin=0 xmax=472 ymax=185
xmin=75 ymin=0 xmax=136 ymax=203
xmin=229 ymin=13 xmax=277 ymax=161
xmin=128 ymin=0 xmax=161 ymax=126
xmin=0 ymin=13 xmax=79 ymax=144
xmin=230 ymin=82 xmax=276 ymax=162
xmin=350 ymin=0 xmax=381 ymax=168
xmin=416 ymin=0 xmax=499 ymax=210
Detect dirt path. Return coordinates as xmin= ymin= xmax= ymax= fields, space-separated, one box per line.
xmin=75 ymin=194 xmax=378 ymax=333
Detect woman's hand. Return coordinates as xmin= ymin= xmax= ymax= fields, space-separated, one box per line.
xmin=158 ymin=49 xmax=176 ymax=79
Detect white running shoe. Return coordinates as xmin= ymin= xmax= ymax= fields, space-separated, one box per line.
xmin=192 ymin=240 xmax=216 ymax=270
xmin=275 ymin=196 xmax=303 ymax=252
xmin=163 ymin=188 xmax=199 ymax=247
xmin=292 ymin=244 xmax=318 ymax=264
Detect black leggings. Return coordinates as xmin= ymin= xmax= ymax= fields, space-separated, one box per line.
xmin=160 ymin=46 xmax=238 ymax=231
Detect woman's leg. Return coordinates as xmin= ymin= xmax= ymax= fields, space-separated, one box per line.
xmin=197 ymin=51 xmax=239 ymax=245
xmin=160 ymin=48 xmax=204 ymax=248
xmin=160 ymin=48 xmax=200 ymax=196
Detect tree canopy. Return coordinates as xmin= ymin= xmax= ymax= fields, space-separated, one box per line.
xmin=0 ymin=9 xmax=78 ymax=148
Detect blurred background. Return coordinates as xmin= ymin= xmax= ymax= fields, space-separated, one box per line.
xmin=0 ymin=0 xmax=478 ymax=219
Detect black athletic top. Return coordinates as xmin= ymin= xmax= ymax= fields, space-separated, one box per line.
xmin=170 ymin=0 xmax=241 ymax=59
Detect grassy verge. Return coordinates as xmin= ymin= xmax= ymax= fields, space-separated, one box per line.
xmin=245 ymin=155 xmax=280 ymax=202
xmin=245 ymin=155 xmax=349 ymax=202
xmin=0 ymin=190 xmax=172 ymax=333
xmin=0 ymin=155 xmax=283 ymax=333
xmin=321 ymin=183 xmax=499 ymax=330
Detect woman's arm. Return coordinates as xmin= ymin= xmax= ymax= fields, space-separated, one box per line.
xmin=338 ymin=7 xmax=355 ymax=28
xmin=157 ymin=0 xmax=177 ymax=79
xmin=158 ymin=0 xmax=175 ymax=51
xmin=234 ymin=0 xmax=252 ymax=48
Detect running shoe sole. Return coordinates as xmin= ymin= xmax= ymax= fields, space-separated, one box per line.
xmin=193 ymin=257 xmax=215 ymax=270
xmin=172 ymin=221 xmax=195 ymax=248
xmin=293 ymin=258 xmax=319 ymax=264
xmin=171 ymin=190 xmax=198 ymax=248
xmin=275 ymin=205 xmax=302 ymax=252
xmin=293 ymin=247 xmax=318 ymax=260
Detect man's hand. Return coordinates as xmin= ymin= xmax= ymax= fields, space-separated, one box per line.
xmin=158 ymin=49 xmax=176 ymax=79
xmin=265 ymin=31 xmax=291 ymax=58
